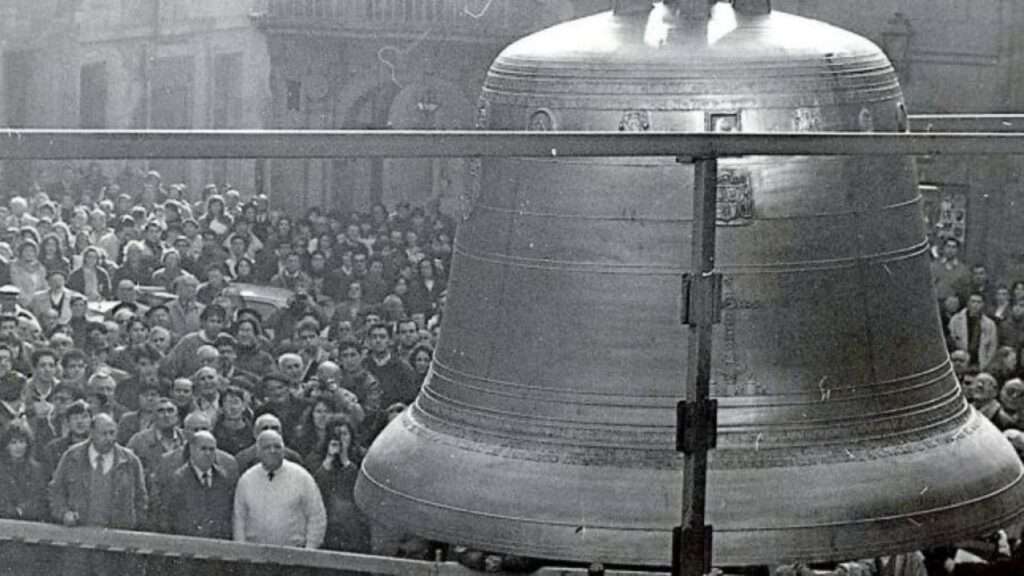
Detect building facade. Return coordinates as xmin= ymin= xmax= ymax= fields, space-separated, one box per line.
xmin=773 ymin=0 xmax=1024 ymax=279
xmin=3 ymin=0 xmax=1024 ymax=263
xmin=253 ymin=0 xmax=580 ymax=212
xmin=0 ymin=0 xmax=578 ymax=212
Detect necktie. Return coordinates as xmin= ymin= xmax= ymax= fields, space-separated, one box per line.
xmin=267 ymin=471 xmax=275 ymax=482
xmin=203 ymin=471 xmax=212 ymax=488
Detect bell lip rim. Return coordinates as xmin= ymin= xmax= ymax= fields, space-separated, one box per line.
xmin=357 ymin=454 xmax=1024 ymax=532
xmin=356 ymin=410 xmax=1024 ymax=566
xmin=357 ymin=467 xmax=1024 ymax=567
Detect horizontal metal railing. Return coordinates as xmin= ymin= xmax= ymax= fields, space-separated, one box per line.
xmin=911 ymin=114 xmax=1024 ymax=133
xmin=5 ymin=129 xmax=1024 ymax=160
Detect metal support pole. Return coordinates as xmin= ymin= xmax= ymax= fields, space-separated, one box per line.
xmin=672 ymin=157 xmax=720 ymax=576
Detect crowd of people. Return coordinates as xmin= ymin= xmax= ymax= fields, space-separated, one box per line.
xmin=0 ymin=163 xmax=455 ymax=575
xmin=3 ymin=161 xmax=1024 ymax=575
xmin=934 ymin=236 xmax=1024 ymax=440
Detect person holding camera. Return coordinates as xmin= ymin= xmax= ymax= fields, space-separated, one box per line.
xmin=269 ymin=288 xmax=326 ymax=345
xmin=312 ymin=416 xmax=369 ymax=554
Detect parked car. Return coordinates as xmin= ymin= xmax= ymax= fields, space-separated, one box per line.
xmin=227 ymin=283 xmax=294 ymax=322
xmin=87 ymin=283 xmax=293 ymax=323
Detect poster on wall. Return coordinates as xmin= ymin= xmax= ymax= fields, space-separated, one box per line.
xmin=920 ymin=183 xmax=968 ymax=249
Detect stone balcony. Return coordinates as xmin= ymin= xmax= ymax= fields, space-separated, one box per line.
xmin=251 ymin=0 xmax=557 ymax=43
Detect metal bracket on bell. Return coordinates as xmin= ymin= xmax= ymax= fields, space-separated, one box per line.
xmin=676 ymin=399 xmax=718 ymax=453
xmin=680 ymin=273 xmax=723 ymax=326
xmin=672 ymin=525 xmax=714 ymax=576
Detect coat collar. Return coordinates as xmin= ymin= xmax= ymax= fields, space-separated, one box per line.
xmin=68 ymin=441 xmax=135 ymax=469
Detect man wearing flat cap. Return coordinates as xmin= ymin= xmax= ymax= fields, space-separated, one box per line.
xmin=0 ymin=284 xmax=39 ymax=326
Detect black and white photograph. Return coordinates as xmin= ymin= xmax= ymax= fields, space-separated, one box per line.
xmin=1 ymin=1 xmax=1024 ymax=575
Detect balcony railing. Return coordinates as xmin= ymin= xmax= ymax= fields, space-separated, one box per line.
xmin=252 ymin=0 xmax=529 ymax=40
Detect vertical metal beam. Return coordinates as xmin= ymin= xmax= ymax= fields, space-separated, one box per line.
xmin=673 ymin=157 xmax=719 ymax=576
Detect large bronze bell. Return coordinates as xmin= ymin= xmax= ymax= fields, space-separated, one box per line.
xmin=356 ymin=0 xmax=1024 ymax=567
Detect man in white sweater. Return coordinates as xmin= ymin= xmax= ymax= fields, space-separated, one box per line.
xmin=233 ymin=429 xmax=326 ymax=550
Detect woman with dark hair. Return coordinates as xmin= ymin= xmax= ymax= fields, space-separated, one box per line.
xmin=0 ymin=420 xmax=46 ymax=519
xmin=294 ymin=396 xmax=340 ymax=461
xmin=68 ymin=246 xmax=112 ymax=302
xmin=233 ymin=256 xmax=256 ymax=283
xmin=199 ymin=194 xmax=233 ymax=240
xmin=39 ymin=234 xmax=71 ymax=276
xmin=0 ymin=420 xmax=48 ymax=575
xmin=408 ymin=342 xmax=434 ymax=388
xmin=312 ymin=416 xmax=370 ymax=553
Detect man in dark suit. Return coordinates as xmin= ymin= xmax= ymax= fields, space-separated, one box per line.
xmin=159 ymin=431 xmax=235 ymax=576
xmin=149 ymin=411 xmax=239 ymax=528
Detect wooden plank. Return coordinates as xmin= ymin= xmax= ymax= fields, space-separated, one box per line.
xmin=0 ymin=519 xmax=685 ymax=576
